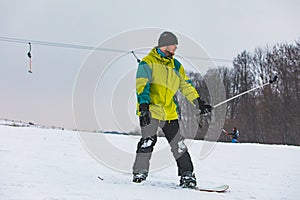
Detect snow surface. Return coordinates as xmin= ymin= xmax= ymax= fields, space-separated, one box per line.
xmin=1 ymin=125 xmax=300 ymax=200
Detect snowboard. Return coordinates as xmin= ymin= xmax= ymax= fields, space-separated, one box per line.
xmin=192 ymin=184 xmax=229 ymax=193
xmin=97 ymin=176 xmax=229 ymax=193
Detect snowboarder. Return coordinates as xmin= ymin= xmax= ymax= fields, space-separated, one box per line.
xmin=223 ymin=127 xmax=239 ymax=143
xmin=132 ymin=31 xmax=212 ymax=188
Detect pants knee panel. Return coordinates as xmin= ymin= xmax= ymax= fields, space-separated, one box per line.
xmin=136 ymin=135 xmax=157 ymax=153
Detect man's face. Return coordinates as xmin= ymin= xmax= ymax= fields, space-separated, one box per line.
xmin=164 ymin=44 xmax=177 ymax=56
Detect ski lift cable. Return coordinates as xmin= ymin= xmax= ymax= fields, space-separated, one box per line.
xmin=0 ymin=36 xmax=233 ymax=63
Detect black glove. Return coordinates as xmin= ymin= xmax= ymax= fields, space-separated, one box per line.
xmin=139 ymin=103 xmax=151 ymax=127
xmin=193 ymin=98 xmax=213 ymax=115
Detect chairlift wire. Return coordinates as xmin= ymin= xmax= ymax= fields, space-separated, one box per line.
xmin=0 ymin=36 xmax=233 ymax=63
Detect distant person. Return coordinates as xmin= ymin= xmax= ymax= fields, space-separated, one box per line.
xmin=223 ymin=127 xmax=239 ymax=143
xmin=132 ymin=31 xmax=212 ymax=188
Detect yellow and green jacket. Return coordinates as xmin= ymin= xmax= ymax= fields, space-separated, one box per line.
xmin=136 ymin=48 xmax=199 ymax=120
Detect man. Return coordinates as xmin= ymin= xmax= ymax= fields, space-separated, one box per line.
xmin=223 ymin=127 xmax=239 ymax=143
xmin=132 ymin=31 xmax=212 ymax=188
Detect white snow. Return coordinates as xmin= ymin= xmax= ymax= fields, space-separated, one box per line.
xmin=1 ymin=125 xmax=300 ymax=200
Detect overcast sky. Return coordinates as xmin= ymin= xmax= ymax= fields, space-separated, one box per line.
xmin=0 ymin=0 xmax=299 ymax=132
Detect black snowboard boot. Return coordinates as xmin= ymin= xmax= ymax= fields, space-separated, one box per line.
xmin=132 ymin=173 xmax=147 ymax=183
xmin=179 ymin=171 xmax=197 ymax=188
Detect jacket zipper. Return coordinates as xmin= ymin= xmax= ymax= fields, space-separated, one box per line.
xmin=164 ymin=64 xmax=169 ymax=120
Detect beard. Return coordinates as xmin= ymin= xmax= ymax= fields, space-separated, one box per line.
xmin=165 ymin=47 xmax=175 ymax=57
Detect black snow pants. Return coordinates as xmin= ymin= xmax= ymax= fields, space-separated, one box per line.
xmin=132 ymin=119 xmax=194 ymax=177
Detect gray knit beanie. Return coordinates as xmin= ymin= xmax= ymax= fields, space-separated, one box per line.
xmin=158 ymin=31 xmax=178 ymax=47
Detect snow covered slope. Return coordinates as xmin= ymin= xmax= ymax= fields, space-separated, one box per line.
xmin=0 ymin=125 xmax=299 ymax=200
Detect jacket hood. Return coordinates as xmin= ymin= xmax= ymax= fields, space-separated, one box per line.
xmin=147 ymin=48 xmax=174 ymax=66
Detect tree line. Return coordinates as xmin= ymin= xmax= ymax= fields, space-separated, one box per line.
xmin=179 ymin=40 xmax=300 ymax=145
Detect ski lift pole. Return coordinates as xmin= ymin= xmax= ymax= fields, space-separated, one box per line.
xmin=213 ymin=75 xmax=278 ymax=109
xmin=131 ymin=51 xmax=141 ymax=63
xmin=27 ymin=42 xmax=32 ymax=73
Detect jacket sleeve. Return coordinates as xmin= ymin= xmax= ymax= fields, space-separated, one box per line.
xmin=136 ymin=61 xmax=152 ymax=105
xmin=174 ymin=59 xmax=199 ymax=103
